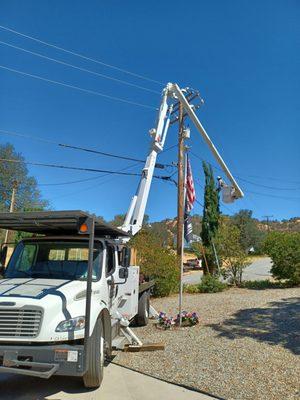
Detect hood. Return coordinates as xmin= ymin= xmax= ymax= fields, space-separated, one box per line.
xmin=0 ymin=278 xmax=85 ymax=300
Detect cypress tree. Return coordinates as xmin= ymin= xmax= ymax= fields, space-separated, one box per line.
xmin=201 ymin=161 xmax=220 ymax=273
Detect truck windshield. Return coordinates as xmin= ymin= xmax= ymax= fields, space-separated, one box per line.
xmin=5 ymin=241 xmax=102 ymax=280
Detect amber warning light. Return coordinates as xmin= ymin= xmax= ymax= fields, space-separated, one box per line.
xmin=79 ymin=223 xmax=88 ymax=234
xmin=79 ymin=224 xmax=89 ymax=233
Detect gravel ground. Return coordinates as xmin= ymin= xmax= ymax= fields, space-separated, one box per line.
xmin=115 ymin=288 xmax=300 ymax=400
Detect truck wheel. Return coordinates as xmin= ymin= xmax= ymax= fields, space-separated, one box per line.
xmin=83 ymin=318 xmax=105 ymax=389
xmin=136 ymin=291 xmax=150 ymax=326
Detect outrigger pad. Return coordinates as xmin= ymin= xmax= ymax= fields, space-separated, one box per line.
xmin=123 ymin=343 xmax=165 ymax=352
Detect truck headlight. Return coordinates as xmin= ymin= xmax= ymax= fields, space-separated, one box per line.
xmin=55 ymin=316 xmax=85 ymax=332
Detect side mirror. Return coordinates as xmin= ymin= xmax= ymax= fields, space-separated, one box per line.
xmin=121 ymin=247 xmax=131 ymax=269
xmin=0 ymin=246 xmax=7 ymax=267
xmin=119 ymin=267 xmax=129 ymax=279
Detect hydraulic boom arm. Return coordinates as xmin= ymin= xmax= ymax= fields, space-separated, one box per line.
xmin=170 ymin=83 xmax=244 ymax=199
xmin=121 ymin=82 xmax=244 ymax=237
xmin=121 ymin=85 xmax=173 ymax=236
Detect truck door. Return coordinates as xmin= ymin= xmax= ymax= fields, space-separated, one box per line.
xmin=105 ymin=243 xmax=118 ymax=308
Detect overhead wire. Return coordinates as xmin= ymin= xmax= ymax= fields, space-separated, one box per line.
xmin=233 ymin=176 xmax=300 ymax=191
xmin=0 ymin=64 xmax=156 ymax=110
xmin=190 ymin=151 xmax=300 ymax=191
xmin=47 ymin=162 xmax=141 ymax=201
xmin=0 ymin=39 xmax=160 ymax=95
xmin=0 ymin=128 xmax=175 ymax=169
xmin=48 ymin=160 xmax=171 ymax=201
xmin=244 ymin=190 xmax=300 ymax=202
xmin=38 ymin=162 xmax=142 ymax=186
xmin=0 ymin=157 xmax=173 ymax=181
xmin=0 ymin=24 xmax=164 ymax=86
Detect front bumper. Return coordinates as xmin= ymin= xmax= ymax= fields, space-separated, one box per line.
xmin=0 ymin=343 xmax=85 ymax=379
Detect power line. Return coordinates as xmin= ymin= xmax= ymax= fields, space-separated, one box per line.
xmin=0 ymin=128 xmax=56 ymax=144
xmin=47 ymin=162 xmax=140 ymax=201
xmin=190 ymin=151 xmax=300 ymax=191
xmin=58 ymin=142 xmax=161 ymax=166
xmin=0 ymin=64 xmax=156 ymax=110
xmin=0 ymin=128 xmax=174 ymax=168
xmin=38 ymin=162 xmax=142 ymax=186
xmin=234 ymin=176 xmax=300 ymax=191
xmin=0 ymin=157 xmax=173 ymax=181
xmin=195 ymin=199 xmax=204 ymax=208
xmin=237 ymin=173 xmax=300 ymax=185
xmin=244 ymin=189 xmax=300 ymax=202
xmin=47 ymin=162 xmax=170 ymax=201
xmin=41 ymin=145 xmax=178 ymax=186
xmin=0 ymin=24 xmax=164 ymax=86
xmin=0 ymin=39 xmax=160 ymax=95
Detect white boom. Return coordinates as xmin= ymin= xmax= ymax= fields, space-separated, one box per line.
xmin=169 ymin=83 xmax=244 ymax=199
xmin=121 ymin=83 xmax=244 ymax=236
xmin=121 ymin=84 xmax=173 ymax=236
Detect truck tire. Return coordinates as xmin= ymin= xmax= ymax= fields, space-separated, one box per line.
xmin=136 ymin=291 xmax=150 ymax=327
xmin=83 ymin=318 xmax=105 ymax=388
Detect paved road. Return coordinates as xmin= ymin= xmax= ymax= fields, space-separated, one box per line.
xmin=242 ymin=257 xmax=272 ymax=281
xmin=183 ymin=257 xmax=272 ymax=285
xmin=0 ymin=363 xmax=214 ymax=400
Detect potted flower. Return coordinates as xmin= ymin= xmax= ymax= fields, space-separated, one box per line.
xmin=174 ymin=311 xmax=199 ymax=327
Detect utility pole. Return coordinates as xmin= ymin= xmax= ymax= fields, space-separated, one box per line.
xmin=177 ymin=103 xmax=185 ymax=256
xmin=262 ymin=215 xmax=273 ymax=232
xmin=4 ymin=180 xmax=18 ymax=243
xmin=177 ymin=103 xmax=186 ymax=326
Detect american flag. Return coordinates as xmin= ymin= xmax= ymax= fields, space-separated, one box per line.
xmin=184 ymin=155 xmax=196 ymax=242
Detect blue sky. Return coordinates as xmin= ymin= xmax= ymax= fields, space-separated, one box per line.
xmin=0 ymin=0 xmax=299 ymax=222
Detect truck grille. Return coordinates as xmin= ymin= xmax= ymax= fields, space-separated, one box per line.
xmin=0 ymin=308 xmax=43 ymax=338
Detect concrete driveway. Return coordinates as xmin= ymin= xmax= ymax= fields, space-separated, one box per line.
xmin=183 ymin=257 xmax=272 ymax=284
xmin=0 ymin=363 xmax=215 ymax=400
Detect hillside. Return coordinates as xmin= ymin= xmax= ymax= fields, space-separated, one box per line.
xmin=257 ymin=217 xmax=300 ymax=233
xmin=149 ymin=214 xmax=300 ymax=247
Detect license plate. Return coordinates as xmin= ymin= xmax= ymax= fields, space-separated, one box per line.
xmin=54 ymin=349 xmax=78 ymax=362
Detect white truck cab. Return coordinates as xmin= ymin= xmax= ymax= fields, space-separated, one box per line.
xmin=0 ymin=212 xmax=152 ymax=387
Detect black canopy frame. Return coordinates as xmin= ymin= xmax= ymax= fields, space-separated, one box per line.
xmin=0 ymin=210 xmax=129 ymax=238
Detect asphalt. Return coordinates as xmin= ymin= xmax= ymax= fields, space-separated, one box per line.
xmin=183 ymin=257 xmax=272 ymax=285
xmin=242 ymin=257 xmax=272 ymax=281
xmin=0 ymin=363 xmax=214 ymax=400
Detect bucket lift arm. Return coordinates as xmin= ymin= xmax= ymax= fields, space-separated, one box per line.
xmin=169 ymin=83 xmax=244 ymax=200
xmin=121 ymin=85 xmax=173 ymax=236
xmin=121 ymin=83 xmax=244 ymax=237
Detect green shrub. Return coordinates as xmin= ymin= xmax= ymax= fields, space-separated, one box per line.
xmin=183 ymin=284 xmax=199 ymax=294
xmin=240 ymin=279 xmax=293 ymax=290
xmin=197 ymin=274 xmax=227 ymax=293
xmin=150 ymin=248 xmax=179 ymax=297
xmin=263 ymin=232 xmax=300 ymax=285
xmin=215 ymin=219 xmax=250 ymax=285
xmin=130 ymin=229 xmax=179 ymax=297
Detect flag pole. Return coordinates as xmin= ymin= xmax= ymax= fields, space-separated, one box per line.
xmin=179 ymin=150 xmax=187 ymax=327
xmin=177 ymin=101 xmax=185 ymax=326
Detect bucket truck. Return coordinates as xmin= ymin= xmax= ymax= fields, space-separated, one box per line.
xmin=0 ymin=83 xmax=243 ymax=388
